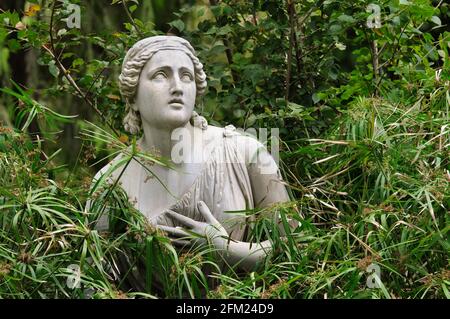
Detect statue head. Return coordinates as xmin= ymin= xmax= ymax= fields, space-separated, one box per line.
xmin=119 ymin=36 xmax=207 ymax=134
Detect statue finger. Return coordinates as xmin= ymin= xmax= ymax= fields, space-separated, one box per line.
xmin=170 ymin=238 xmax=191 ymax=247
xmin=165 ymin=210 xmax=197 ymax=228
xmin=197 ymin=201 xmax=216 ymax=224
xmin=158 ymin=225 xmax=188 ymax=237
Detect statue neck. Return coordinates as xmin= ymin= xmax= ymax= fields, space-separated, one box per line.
xmin=139 ymin=121 xmax=195 ymax=159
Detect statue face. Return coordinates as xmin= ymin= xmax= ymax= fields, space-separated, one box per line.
xmin=134 ymin=50 xmax=196 ymax=130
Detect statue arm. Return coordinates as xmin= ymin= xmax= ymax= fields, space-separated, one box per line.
xmin=217 ymin=136 xmax=294 ymax=270
xmin=246 ymin=140 xmax=290 ymax=207
xmin=212 ymin=236 xmax=273 ymax=272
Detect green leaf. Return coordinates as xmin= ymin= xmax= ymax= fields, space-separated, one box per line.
xmin=197 ymin=7 xmax=205 ymax=17
xmin=312 ymin=93 xmax=321 ymax=104
xmin=72 ymin=58 xmax=84 ymax=68
xmin=337 ymin=14 xmax=355 ymax=24
xmin=168 ymin=19 xmax=185 ymax=32
xmin=217 ymin=25 xmax=233 ymax=36
xmin=7 ymin=39 xmax=21 ymax=53
xmin=129 ymin=5 xmax=137 ymax=13
xmin=210 ymin=5 xmax=222 ymax=17
xmin=48 ymin=61 xmax=60 ymax=78
xmin=430 ymin=16 xmax=441 ymax=26
xmin=442 ymin=282 xmax=450 ymax=299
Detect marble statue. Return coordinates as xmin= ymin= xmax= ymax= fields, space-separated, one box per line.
xmin=92 ymin=35 xmax=294 ymax=291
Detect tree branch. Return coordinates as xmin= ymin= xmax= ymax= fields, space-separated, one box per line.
xmin=208 ymin=0 xmax=239 ymax=84
xmin=46 ymin=1 xmax=119 ymax=136
xmin=122 ymin=0 xmax=144 ymax=37
xmin=285 ymin=0 xmax=295 ymax=102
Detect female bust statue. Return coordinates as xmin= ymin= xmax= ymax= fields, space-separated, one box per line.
xmin=93 ymin=36 xmax=293 ymax=290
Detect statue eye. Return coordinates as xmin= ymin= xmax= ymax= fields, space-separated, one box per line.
xmin=152 ymin=71 xmax=167 ymax=80
xmin=181 ymin=72 xmax=193 ymax=82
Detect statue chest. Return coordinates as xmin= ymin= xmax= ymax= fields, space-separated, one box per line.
xmin=118 ymin=160 xmax=204 ymax=218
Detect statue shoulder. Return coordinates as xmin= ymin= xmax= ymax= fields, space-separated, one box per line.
xmin=231 ymin=128 xmax=280 ymax=175
xmin=207 ymin=124 xmax=276 ymax=174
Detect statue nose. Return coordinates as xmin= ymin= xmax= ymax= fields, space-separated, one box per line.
xmin=170 ymin=76 xmax=183 ymax=95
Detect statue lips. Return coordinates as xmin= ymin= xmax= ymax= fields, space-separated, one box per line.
xmin=168 ymin=98 xmax=184 ymax=109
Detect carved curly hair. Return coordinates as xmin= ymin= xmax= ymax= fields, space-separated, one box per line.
xmin=119 ymin=36 xmax=208 ymax=134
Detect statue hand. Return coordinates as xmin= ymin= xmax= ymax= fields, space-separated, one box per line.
xmin=157 ymin=201 xmax=229 ymax=249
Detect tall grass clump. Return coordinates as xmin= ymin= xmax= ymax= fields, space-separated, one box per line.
xmin=0 ymin=122 xmax=225 ymax=298
xmin=1 ymin=44 xmax=449 ymax=299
